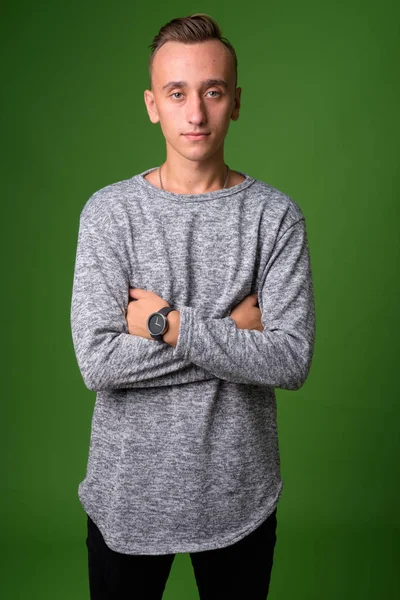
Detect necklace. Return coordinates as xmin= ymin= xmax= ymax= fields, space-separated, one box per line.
xmin=158 ymin=163 xmax=230 ymax=192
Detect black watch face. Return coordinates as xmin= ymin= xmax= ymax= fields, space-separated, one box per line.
xmin=148 ymin=313 xmax=165 ymax=335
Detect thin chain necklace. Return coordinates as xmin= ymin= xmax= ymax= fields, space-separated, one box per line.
xmin=158 ymin=163 xmax=230 ymax=192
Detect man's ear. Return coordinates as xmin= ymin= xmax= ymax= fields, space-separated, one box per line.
xmin=144 ymin=90 xmax=160 ymax=124
xmin=231 ymin=87 xmax=242 ymax=122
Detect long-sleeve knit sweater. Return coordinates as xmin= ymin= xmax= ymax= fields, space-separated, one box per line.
xmin=70 ymin=166 xmax=316 ymax=555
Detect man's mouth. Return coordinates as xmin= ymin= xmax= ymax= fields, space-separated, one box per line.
xmin=183 ymin=133 xmax=210 ymax=140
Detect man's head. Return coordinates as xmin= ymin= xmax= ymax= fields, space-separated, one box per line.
xmin=144 ymin=14 xmax=241 ymax=164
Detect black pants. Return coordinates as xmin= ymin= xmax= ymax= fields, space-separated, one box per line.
xmin=86 ymin=508 xmax=277 ymax=599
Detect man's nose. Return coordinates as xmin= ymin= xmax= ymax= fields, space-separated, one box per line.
xmin=186 ymin=94 xmax=207 ymax=124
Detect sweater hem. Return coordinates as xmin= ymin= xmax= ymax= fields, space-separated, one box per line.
xmin=79 ymin=479 xmax=283 ymax=556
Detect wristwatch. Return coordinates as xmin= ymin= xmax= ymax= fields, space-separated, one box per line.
xmin=146 ymin=306 xmax=178 ymax=342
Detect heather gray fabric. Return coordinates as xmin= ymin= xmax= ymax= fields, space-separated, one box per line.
xmin=70 ymin=166 xmax=316 ymax=555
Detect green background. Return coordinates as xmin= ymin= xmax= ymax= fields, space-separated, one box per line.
xmin=2 ymin=0 xmax=399 ymax=598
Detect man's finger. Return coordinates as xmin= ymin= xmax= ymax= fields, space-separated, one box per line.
xmin=129 ymin=288 xmax=146 ymax=298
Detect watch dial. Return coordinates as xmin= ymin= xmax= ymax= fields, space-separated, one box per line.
xmin=148 ymin=314 xmax=165 ymax=334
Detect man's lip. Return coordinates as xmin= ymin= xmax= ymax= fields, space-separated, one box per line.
xmin=183 ymin=133 xmax=210 ymax=136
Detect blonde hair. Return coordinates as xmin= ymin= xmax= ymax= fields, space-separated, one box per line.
xmin=148 ymin=13 xmax=238 ymax=89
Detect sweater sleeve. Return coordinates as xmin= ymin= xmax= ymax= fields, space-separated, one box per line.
xmin=70 ymin=209 xmax=218 ymax=392
xmin=172 ymin=219 xmax=316 ymax=390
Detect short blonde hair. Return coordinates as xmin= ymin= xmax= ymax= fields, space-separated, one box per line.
xmin=148 ymin=13 xmax=238 ymax=89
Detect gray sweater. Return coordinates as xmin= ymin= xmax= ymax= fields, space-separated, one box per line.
xmin=70 ymin=166 xmax=316 ymax=555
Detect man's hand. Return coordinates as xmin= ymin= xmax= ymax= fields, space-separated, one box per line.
xmin=126 ymin=288 xmax=170 ymax=339
xmin=229 ymin=293 xmax=264 ymax=332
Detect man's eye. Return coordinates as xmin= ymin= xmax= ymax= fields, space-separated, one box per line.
xmin=207 ymin=90 xmax=221 ymax=97
xmin=171 ymin=92 xmax=183 ymax=99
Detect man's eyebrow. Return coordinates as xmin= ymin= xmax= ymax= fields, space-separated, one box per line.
xmin=162 ymin=79 xmax=229 ymax=91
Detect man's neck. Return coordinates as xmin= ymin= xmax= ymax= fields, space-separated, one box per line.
xmin=159 ymin=158 xmax=229 ymax=195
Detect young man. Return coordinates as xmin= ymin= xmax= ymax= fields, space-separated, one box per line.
xmin=70 ymin=13 xmax=316 ymax=600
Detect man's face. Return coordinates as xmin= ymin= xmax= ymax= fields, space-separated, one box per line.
xmin=144 ymin=39 xmax=241 ymax=163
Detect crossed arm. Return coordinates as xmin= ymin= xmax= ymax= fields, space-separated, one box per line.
xmin=124 ymin=287 xmax=262 ymax=348
xmin=70 ymin=210 xmax=315 ymax=392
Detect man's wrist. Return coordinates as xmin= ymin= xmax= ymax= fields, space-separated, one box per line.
xmin=163 ymin=310 xmax=181 ymax=347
